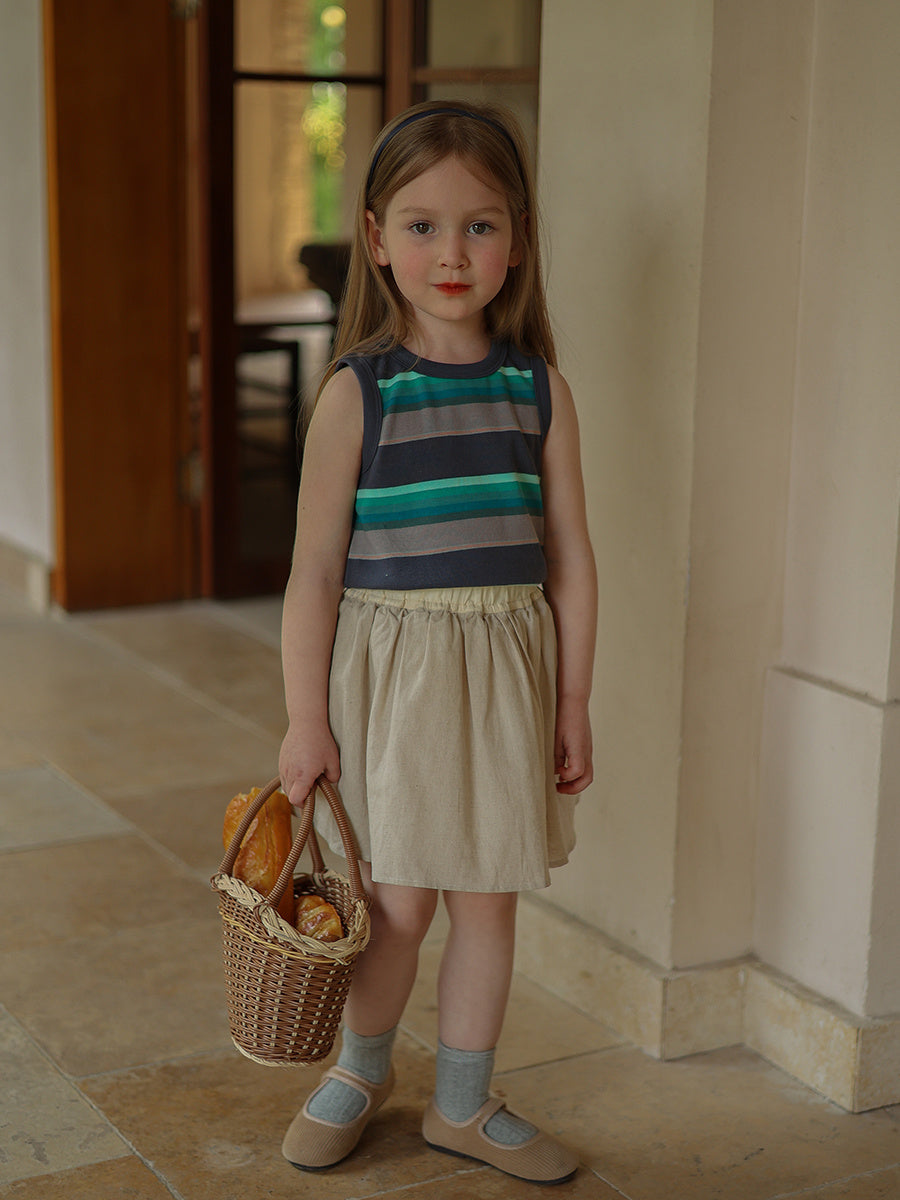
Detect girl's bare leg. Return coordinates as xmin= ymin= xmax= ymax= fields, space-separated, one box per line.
xmin=437 ymin=891 xmax=518 ymax=1050
xmin=299 ymin=868 xmax=435 ymax=1125
xmin=285 ymin=869 xmax=437 ymax=1153
xmin=430 ymin=891 xmax=544 ymax=1148
xmin=343 ymin=863 xmax=438 ymax=1036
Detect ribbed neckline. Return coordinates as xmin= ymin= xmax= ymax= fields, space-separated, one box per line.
xmin=390 ymin=341 xmax=507 ymax=378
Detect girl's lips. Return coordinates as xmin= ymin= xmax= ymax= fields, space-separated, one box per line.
xmin=435 ymin=283 xmax=472 ymax=295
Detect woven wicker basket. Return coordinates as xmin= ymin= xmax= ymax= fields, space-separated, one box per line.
xmin=211 ymin=776 xmax=370 ymax=1066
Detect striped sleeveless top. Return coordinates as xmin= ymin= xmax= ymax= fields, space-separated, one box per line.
xmin=340 ymin=341 xmax=552 ymax=589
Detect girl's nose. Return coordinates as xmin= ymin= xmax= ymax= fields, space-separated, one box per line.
xmin=439 ymin=233 xmax=468 ymax=269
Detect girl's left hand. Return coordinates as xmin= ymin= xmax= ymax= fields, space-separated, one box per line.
xmin=554 ymin=696 xmax=593 ymax=794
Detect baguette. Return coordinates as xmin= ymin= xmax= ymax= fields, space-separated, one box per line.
xmin=223 ymin=786 xmax=295 ymax=922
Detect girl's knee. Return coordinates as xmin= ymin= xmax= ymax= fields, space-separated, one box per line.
xmin=444 ymin=890 xmax=518 ymax=930
xmin=369 ymin=881 xmax=438 ymax=945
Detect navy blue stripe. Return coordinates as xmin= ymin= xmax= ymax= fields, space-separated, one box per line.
xmin=345 ymin=544 xmax=548 ymax=589
xmin=363 ymin=432 xmax=542 ymax=489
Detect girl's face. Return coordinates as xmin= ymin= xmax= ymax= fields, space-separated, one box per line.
xmin=366 ymin=155 xmax=521 ymax=351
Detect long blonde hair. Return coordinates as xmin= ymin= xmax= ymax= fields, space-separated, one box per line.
xmin=318 ymin=100 xmax=556 ymax=397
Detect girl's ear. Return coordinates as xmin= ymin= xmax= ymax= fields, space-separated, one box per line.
xmin=366 ymin=210 xmax=390 ymax=266
xmin=508 ymin=212 xmax=528 ymax=268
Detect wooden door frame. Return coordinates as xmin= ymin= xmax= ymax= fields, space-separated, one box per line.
xmin=196 ymin=0 xmax=239 ymax=597
xmin=44 ymin=0 xmax=191 ymax=611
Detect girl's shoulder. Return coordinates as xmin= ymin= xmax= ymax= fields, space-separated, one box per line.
xmin=313 ymin=361 xmax=364 ymax=430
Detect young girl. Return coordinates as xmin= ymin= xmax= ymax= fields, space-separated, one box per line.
xmin=278 ymin=100 xmax=596 ymax=1186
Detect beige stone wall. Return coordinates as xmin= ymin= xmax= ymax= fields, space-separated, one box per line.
xmin=538 ymin=0 xmax=900 ymax=1022
xmin=671 ymin=1 xmax=812 ymax=966
xmin=539 ymin=0 xmax=714 ymax=966
xmin=754 ymin=0 xmax=900 ymax=1018
xmin=0 ymin=0 xmax=54 ymax=565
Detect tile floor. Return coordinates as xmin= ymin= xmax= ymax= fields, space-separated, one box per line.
xmin=2 ymin=584 xmax=900 ymax=1199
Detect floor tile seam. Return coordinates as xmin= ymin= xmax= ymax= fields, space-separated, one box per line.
xmin=0 ymin=759 xmax=215 ymax=885
xmin=0 ymin=913 xmax=228 ymax=992
xmin=19 ymin=759 xmax=133 ymax=820
xmin=396 ymin=1023 xmax=439 ymax=1059
xmin=342 ymin=1163 xmax=488 ymax=1198
xmin=0 ymin=997 xmax=139 ymax=1170
xmin=0 ymin=825 xmax=216 ymax=895
xmin=509 ymin=961 xmax=628 ymax=1036
xmin=70 ymin=1045 xmax=241 ymax=1086
xmin=98 ymin=769 xmax=283 ymax=801
xmin=107 ymin=818 xmax=224 ymax=890
xmin=586 ymin=1166 xmax=634 ymax=1199
xmin=383 ymin=1019 xmax=624 ymax=1085
xmin=0 ymin=827 xmax=161 ymax=858
xmin=63 ymin=1083 xmax=190 ymax=1200
xmin=493 ymin=1042 xmax=637 ymax=1080
xmin=60 ymin=617 xmax=283 ymax=743
xmin=0 ymin=998 xmax=71 ymax=1076
xmin=395 ymin=995 xmax=622 ymax=1057
xmin=766 ymin=1161 xmax=900 ymax=1199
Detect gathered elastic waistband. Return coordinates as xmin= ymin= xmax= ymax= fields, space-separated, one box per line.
xmin=342 ymin=584 xmax=544 ymax=614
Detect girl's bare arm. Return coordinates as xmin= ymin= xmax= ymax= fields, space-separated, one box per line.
xmin=278 ymin=368 xmax=363 ymax=808
xmin=541 ymin=366 xmax=598 ymax=795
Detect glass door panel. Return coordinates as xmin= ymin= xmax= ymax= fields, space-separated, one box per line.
xmin=206 ymin=0 xmax=385 ymax=592
xmin=233 ymin=78 xmax=381 ymax=566
xmin=235 ymin=0 xmax=383 ymax=75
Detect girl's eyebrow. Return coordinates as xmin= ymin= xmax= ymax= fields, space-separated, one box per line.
xmin=394 ymin=204 xmax=507 ymax=216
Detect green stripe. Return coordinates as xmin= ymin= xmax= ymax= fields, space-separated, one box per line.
xmin=357 ymin=492 xmax=542 ymax=520
xmin=378 ymin=366 xmax=533 ymax=391
xmin=355 ymin=473 xmax=542 ymax=528
xmin=356 ymin=472 xmax=539 ymax=501
xmin=356 ymin=504 xmax=542 ymax=531
xmin=377 ymin=368 xmax=535 ymax=413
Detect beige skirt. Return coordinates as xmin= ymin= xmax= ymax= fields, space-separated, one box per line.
xmin=315 ymin=584 xmax=577 ymax=893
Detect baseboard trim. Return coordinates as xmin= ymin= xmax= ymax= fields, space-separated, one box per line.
xmin=743 ymin=961 xmax=900 ymax=1112
xmin=0 ymin=539 xmax=51 ymax=610
xmin=515 ymin=894 xmax=900 ymax=1112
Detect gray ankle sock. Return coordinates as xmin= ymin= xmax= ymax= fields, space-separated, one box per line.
xmin=434 ymin=1040 xmax=537 ymax=1147
xmin=306 ymin=1026 xmax=397 ymax=1124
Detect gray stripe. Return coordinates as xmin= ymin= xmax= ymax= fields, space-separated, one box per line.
xmin=381 ymin=401 xmax=541 ymax=446
xmin=348 ymin=514 xmax=544 ymax=561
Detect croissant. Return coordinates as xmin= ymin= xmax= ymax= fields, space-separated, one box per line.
xmin=223 ymin=786 xmax=295 ymax=922
xmin=295 ymin=894 xmax=343 ymax=942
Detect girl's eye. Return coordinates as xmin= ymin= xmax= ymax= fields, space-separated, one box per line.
xmin=468 ymin=222 xmax=493 ymax=236
xmin=410 ymin=221 xmax=433 ymax=235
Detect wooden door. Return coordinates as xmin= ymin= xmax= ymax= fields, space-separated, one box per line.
xmin=44 ymin=0 xmax=191 ymax=610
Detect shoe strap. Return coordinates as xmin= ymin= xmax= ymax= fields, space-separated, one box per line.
xmin=474 ymin=1095 xmax=508 ymax=1127
xmin=322 ymin=1063 xmax=388 ymax=1101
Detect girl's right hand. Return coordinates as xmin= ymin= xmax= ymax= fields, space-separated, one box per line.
xmin=278 ymin=720 xmax=341 ymax=811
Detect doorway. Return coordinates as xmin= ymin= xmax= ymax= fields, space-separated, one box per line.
xmin=45 ymin=0 xmax=542 ymax=609
xmin=190 ymin=1 xmax=385 ymax=598
xmin=190 ymin=0 xmax=542 ymax=599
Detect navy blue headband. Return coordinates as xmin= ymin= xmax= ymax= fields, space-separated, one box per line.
xmin=365 ymin=107 xmax=523 ymax=197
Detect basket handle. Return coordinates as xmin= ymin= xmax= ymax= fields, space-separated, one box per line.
xmin=217 ymin=776 xmax=367 ymax=909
